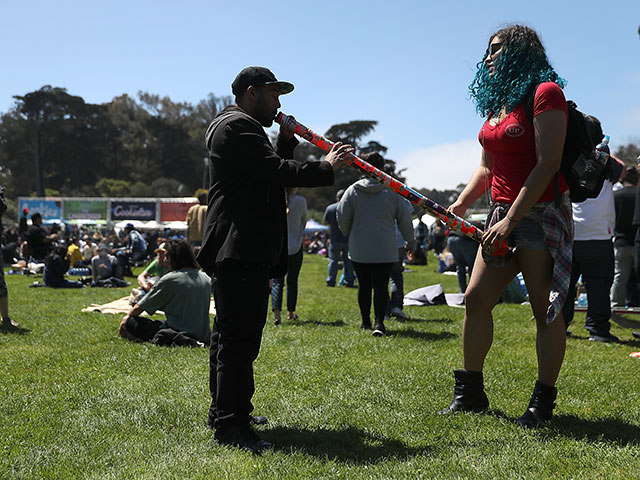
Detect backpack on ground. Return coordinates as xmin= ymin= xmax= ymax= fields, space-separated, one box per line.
xmin=525 ymin=85 xmax=611 ymax=203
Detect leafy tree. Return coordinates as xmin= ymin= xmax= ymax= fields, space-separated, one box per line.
xmin=13 ymin=86 xmax=88 ymax=196
xmin=298 ymin=120 xmax=401 ymax=212
xmin=614 ymin=142 xmax=640 ymax=166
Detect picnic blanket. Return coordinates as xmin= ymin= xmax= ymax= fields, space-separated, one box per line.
xmin=403 ymin=284 xmax=465 ymax=307
xmin=82 ymin=296 xmax=216 ymax=315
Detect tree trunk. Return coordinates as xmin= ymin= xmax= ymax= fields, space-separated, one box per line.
xmin=34 ymin=124 xmax=45 ymax=197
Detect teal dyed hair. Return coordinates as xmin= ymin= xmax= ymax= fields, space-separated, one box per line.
xmin=469 ymin=25 xmax=566 ymax=117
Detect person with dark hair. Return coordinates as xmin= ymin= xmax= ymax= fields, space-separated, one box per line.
xmin=0 ymin=186 xmax=18 ymax=327
xmin=271 ymin=187 xmax=307 ymax=325
xmin=197 ymin=66 xmax=352 ymax=453
xmin=440 ymin=25 xmax=572 ymax=428
xmin=562 ymin=155 xmax=624 ymax=341
xmin=119 ymin=239 xmax=211 ymax=345
xmin=116 ymin=223 xmax=147 ymax=277
xmin=447 ymin=222 xmax=482 ymax=293
xmin=610 ymin=166 xmax=640 ymax=309
xmin=187 ymin=192 xmax=208 ymax=247
xmin=25 ymin=212 xmax=58 ymax=261
xmin=66 ymin=237 xmax=84 ymax=268
xmin=18 ymin=207 xmax=29 ymax=240
xmin=337 ymin=151 xmax=415 ymax=337
xmin=323 ymin=189 xmax=355 ymax=287
xmin=43 ymin=246 xmax=84 ymax=288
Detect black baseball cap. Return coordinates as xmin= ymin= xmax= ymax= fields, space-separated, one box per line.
xmin=231 ymin=66 xmax=294 ymax=96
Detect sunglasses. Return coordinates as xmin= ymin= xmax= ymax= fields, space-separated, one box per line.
xmin=486 ymin=42 xmax=503 ymax=57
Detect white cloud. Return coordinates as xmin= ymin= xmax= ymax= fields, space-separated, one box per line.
xmin=398 ymin=139 xmax=482 ymax=190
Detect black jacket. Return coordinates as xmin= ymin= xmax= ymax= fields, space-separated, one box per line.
xmin=197 ymin=106 xmax=334 ymax=277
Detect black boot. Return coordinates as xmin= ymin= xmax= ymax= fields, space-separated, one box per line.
xmin=438 ymin=369 xmax=489 ymax=414
xmin=516 ymin=380 xmax=557 ymax=428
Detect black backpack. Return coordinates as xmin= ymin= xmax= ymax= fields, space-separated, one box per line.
xmin=525 ymin=85 xmax=611 ymax=203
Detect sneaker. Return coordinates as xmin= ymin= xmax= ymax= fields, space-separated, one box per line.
xmin=390 ymin=307 xmax=408 ymax=320
xmin=326 ymin=283 xmax=335 ymax=287
xmin=372 ymin=322 xmax=386 ymax=337
xmin=360 ymin=320 xmax=372 ymax=330
xmin=2 ymin=317 xmax=19 ymax=328
xmin=214 ymin=426 xmax=273 ymax=453
xmin=565 ymin=330 xmax=572 ymax=337
xmin=633 ymin=331 xmax=640 ymax=339
xmin=250 ymin=415 xmax=268 ymax=426
xmin=589 ymin=333 xmax=620 ymax=343
xmin=343 ymin=283 xmax=357 ymax=288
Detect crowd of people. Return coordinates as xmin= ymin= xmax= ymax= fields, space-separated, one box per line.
xmin=2 ymin=28 xmax=640 ymax=455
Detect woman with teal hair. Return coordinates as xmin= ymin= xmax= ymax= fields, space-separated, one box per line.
xmin=440 ymin=25 xmax=572 ymax=427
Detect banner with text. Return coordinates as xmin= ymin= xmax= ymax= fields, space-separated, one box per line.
xmin=110 ymin=201 xmax=156 ymax=221
xmin=18 ymin=198 xmax=63 ymax=222
xmin=64 ymin=200 xmax=109 ymax=221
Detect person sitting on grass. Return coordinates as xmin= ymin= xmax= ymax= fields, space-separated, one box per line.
xmin=118 ymin=239 xmax=211 ymax=346
xmin=66 ymin=237 xmax=84 ymax=268
xmin=131 ymin=242 xmax=170 ymax=303
xmin=91 ymin=244 xmax=128 ymax=288
xmin=43 ymin=246 xmax=84 ymax=288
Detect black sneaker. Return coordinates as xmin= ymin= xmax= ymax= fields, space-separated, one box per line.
xmin=633 ymin=331 xmax=640 ymax=339
xmin=214 ymin=426 xmax=273 ymax=453
xmin=250 ymin=415 xmax=268 ymax=426
xmin=589 ymin=333 xmax=620 ymax=343
xmin=360 ymin=320 xmax=372 ymax=330
xmin=372 ymin=322 xmax=386 ymax=337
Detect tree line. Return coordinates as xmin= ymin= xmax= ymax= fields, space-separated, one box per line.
xmin=0 ymin=85 xmax=638 ymax=224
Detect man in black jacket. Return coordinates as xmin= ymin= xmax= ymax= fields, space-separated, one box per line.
xmin=197 ymin=66 xmax=352 ymax=453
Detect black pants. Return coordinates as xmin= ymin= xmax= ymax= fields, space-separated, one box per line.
xmin=208 ymin=261 xmax=270 ymax=432
xmin=562 ymin=239 xmax=614 ymax=336
xmin=352 ymin=262 xmax=392 ymax=323
xmin=125 ymin=315 xmax=163 ymax=341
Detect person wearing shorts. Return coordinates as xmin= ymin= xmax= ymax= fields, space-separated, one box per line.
xmin=440 ymin=25 xmax=572 ymax=428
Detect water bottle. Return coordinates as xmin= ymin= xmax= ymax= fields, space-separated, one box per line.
xmin=594 ymin=135 xmax=610 ymax=163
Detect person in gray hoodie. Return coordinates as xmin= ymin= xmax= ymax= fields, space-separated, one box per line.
xmin=337 ymin=152 xmax=416 ymax=336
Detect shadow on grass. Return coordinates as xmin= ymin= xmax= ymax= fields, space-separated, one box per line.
xmin=567 ymin=333 xmax=640 ymax=347
xmin=549 ymin=415 xmax=640 ymax=445
xmin=264 ymin=425 xmax=429 ymax=463
xmin=400 ymin=316 xmax=456 ymax=324
xmin=291 ymin=319 xmax=346 ymax=327
xmin=391 ymin=329 xmax=456 ymax=342
xmin=0 ymin=324 xmax=30 ymax=335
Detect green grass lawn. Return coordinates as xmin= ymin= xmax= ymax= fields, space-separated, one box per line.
xmin=1 ymin=254 xmax=639 ymax=479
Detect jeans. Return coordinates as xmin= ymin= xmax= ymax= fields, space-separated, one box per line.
xmin=352 ymin=262 xmax=392 ymax=323
xmin=611 ymin=245 xmax=636 ymax=307
xmin=326 ymin=241 xmax=354 ymax=286
xmin=271 ymin=248 xmax=304 ymax=312
xmin=387 ymin=248 xmax=405 ymax=312
xmin=208 ymin=260 xmax=270 ymax=432
xmin=562 ymin=240 xmax=614 ymax=336
xmin=447 ymin=235 xmax=479 ymax=293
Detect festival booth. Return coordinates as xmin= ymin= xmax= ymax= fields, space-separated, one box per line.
xmin=18 ymin=197 xmax=197 ymax=232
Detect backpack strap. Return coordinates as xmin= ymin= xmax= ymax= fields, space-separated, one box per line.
xmin=524 ymin=83 xmax=562 ymax=206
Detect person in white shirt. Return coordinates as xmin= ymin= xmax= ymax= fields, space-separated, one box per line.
xmin=561 ymin=157 xmax=624 ymax=342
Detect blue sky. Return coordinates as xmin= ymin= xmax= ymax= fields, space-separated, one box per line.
xmin=1 ymin=0 xmax=638 ymax=190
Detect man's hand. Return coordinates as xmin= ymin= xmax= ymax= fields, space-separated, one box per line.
xmin=278 ymin=114 xmax=296 ymax=141
xmin=324 ymin=142 xmax=354 ymax=171
xmin=119 ymin=316 xmax=129 ymax=338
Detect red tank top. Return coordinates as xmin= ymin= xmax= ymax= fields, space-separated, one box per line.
xmin=478 ymin=82 xmax=569 ymax=203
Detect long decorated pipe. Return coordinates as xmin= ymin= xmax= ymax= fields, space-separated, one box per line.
xmin=275 ymin=112 xmax=510 ymax=260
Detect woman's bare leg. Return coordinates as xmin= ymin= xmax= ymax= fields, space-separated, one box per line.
xmin=518 ymin=248 xmax=566 ymax=385
xmin=463 ymin=249 xmax=520 ymax=371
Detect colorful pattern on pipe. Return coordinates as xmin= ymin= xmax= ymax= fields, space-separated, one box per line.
xmin=275 ymin=112 xmax=510 ymax=260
